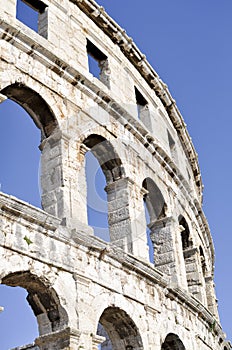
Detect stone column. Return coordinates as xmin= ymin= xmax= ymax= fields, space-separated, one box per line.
xmin=106 ymin=177 xmax=148 ymax=260
xmin=205 ymin=274 xmax=219 ymax=320
xmin=182 ymin=247 xmax=207 ymax=304
xmin=40 ymin=131 xmax=92 ymax=234
xmin=149 ymin=216 xmax=183 ymax=286
xmin=40 ymin=130 xmax=64 ymax=218
xmin=35 ymin=328 xmax=81 ymax=350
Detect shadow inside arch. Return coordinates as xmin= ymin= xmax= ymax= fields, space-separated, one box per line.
xmin=161 ymin=333 xmax=186 ymax=350
xmin=83 ymin=134 xmax=125 ymax=183
xmin=142 ymin=177 xmax=166 ymax=222
xmin=2 ymin=271 xmax=69 ymax=335
xmin=1 ymin=82 xmax=58 ymax=139
xmin=97 ymin=306 xmax=144 ymax=350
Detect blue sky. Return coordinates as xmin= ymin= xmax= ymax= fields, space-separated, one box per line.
xmin=0 ymin=0 xmax=231 ymax=348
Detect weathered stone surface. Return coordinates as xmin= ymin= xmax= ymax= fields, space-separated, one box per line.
xmin=0 ymin=0 xmax=230 ymax=349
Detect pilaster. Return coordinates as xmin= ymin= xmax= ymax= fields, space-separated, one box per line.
xmin=205 ymin=274 xmax=219 ymax=320
xmin=149 ymin=216 xmax=183 ymax=286
xmin=40 ymin=131 xmax=92 ymax=233
xmin=105 ymin=177 xmax=148 ymax=260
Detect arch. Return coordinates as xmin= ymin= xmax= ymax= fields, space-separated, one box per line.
xmin=83 ymin=134 xmax=128 ymax=245
xmin=161 ymin=333 xmax=185 ymax=350
xmin=142 ymin=177 xmax=166 ymax=222
xmin=83 ymin=134 xmax=125 ymax=183
xmin=178 ymin=215 xmax=191 ymax=250
xmin=2 ymin=271 xmax=68 ymax=335
xmin=199 ymin=246 xmax=206 ymax=275
xmin=1 ymin=83 xmax=58 ymax=139
xmin=142 ymin=178 xmax=167 ymax=264
xmin=97 ymin=306 xmax=143 ymax=350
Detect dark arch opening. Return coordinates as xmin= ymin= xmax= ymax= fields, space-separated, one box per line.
xmin=142 ymin=178 xmax=166 ymax=222
xmin=97 ymin=306 xmax=143 ymax=350
xmin=142 ymin=178 xmax=166 ymax=263
xmin=1 ymin=83 xmax=58 ymax=139
xmin=83 ymin=134 xmax=125 ymax=183
xmin=199 ymin=246 xmax=206 ymax=275
xmin=178 ymin=215 xmax=191 ymax=250
xmin=161 ymin=333 xmax=185 ymax=350
xmin=2 ymin=271 xmax=68 ymax=335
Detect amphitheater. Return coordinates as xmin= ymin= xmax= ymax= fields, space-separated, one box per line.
xmin=0 ymin=0 xmax=230 ymax=349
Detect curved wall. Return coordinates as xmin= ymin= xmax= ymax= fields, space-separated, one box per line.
xmin=0 ymin=1 xmax=229 ymax=349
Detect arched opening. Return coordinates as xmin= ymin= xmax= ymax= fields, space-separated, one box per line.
xmin=1 ymin=271 xmax=68 ymax=337
xmin=178 ymin=215 xmax=194 ymax=290
xmin=0 ymin=284 xmax=38 ymax=349
xmin=161 ymin=333 xmax=185 ymax=350
xmin=97 ymin=307 xmax=143 ymax=350
xmin=83 ymin=135 xmax=124 ymax=183
xmin=142 ymin=178 xmax=166 ymax=222
xmin=199 ymin=246 xmax=206 ymax=276
xmin=83 ymin=134 xmax=125 ymax=243
xmin=178 ymin=215 xmax=191 ymax=250
xmin=1 ymin=83 xmax=58 ymax=140
xmin=0 ymin=83 xmax=58 ymax=208
xmin=142 ymin=178 xmax=166 ymax=263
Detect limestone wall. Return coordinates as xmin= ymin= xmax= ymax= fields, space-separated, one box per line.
xmin=0 ymin=0 xmax=230 ymax=349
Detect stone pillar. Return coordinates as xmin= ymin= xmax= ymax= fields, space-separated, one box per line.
xmin=40 ymin=130 xmax=66 ymax=219
xmin=106 ymin=177 xmax=148 ymax=260
xmin=149 ymin=216 xmax=183 ymax=286
xmin=40 ymin=131 xmax=92 ymax=233
xmin=35 ymin=328 xmax=81 ymax=350
xmin=182 ymin=247 xmax=207 ymax=304
xmin=205 ymin=274 xmax=219 ymax=320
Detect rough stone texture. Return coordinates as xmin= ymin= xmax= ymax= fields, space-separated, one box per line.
xmin=0 ymin=0 xmax=230 ymax=349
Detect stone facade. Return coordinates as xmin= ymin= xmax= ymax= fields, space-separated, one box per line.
xmin=0 ymin=0 xmax=230 ymax=349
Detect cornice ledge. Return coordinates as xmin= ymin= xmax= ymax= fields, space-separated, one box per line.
xmin=0 ymin=192 xmax=60 ymax=231
xmin=167 ymin=286 xmax=225 ymax=340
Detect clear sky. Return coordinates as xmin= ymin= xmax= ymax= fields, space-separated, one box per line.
xmin=0 ymin=0 xmax=231 ymax=348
